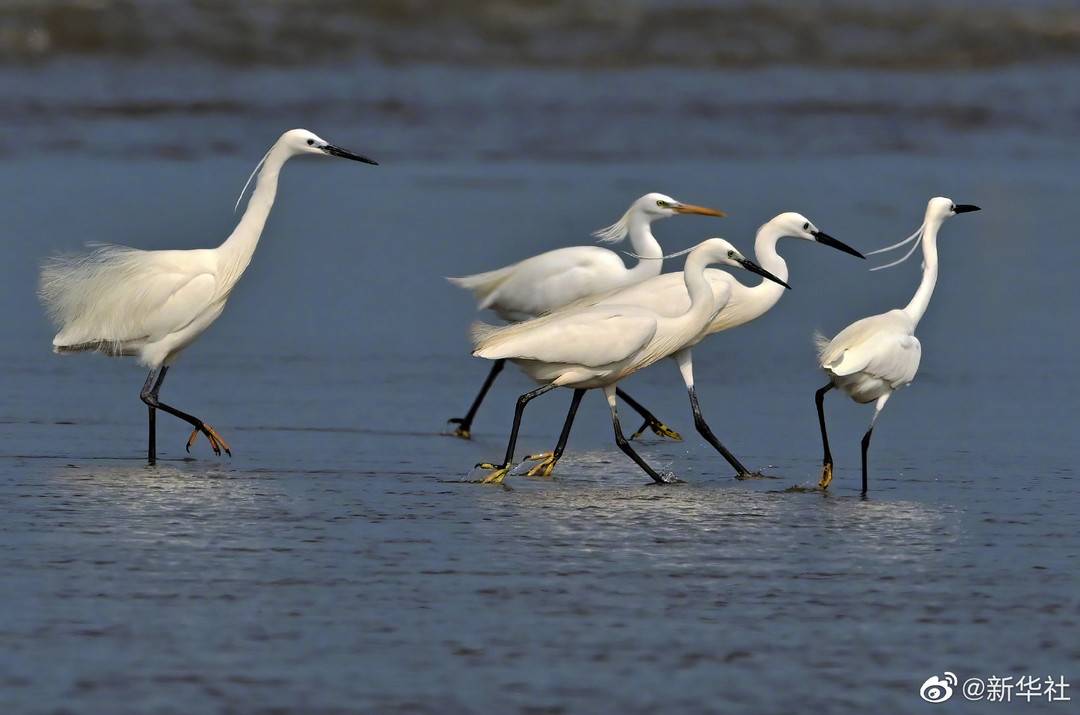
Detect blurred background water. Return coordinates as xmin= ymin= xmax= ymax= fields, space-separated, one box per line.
xmin=1 ymin=1 xmax=1078 ymax=713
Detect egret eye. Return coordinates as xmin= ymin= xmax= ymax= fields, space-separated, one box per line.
xmin=727 ymin=250 xmax=734 ymax=258
xmin=656 ymin=200 xmax=667 ymax=207
xmin=306 ymin=139 xmax=315 ymax=146
xmin=803 ymin=222 xmax=810 ymax=230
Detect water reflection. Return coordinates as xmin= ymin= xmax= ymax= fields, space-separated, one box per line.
xmin=42 ymin=461 xmax=286 ymax=547
xmin=461 ymin=463 xmax=955 ymax=581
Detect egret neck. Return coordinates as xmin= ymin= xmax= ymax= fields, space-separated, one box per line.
xmin=623 ymin=211 xmax=665 ymax=284
xmin=673 ymin=246 xmax=726 ymax=335
xmin=217 ymin=140 xmax=291 ymax=292
xmin=902 ymin=218 xmax=940 ymax=327
xmin=739 ymin=220 xmax=791 ymax=321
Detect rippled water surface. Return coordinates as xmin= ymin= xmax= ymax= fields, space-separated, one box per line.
xmin=1 ymin=9 xmax=1079 ymax=712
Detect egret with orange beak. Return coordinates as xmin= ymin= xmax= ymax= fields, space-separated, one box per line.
xmin=447 ymin=192 xmax=726 ymax=440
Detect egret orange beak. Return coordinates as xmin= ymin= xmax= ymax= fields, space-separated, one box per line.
xmin=674 ymin=203 xmax=727 ymax=218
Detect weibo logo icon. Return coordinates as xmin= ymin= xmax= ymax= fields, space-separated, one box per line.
xmin=920 ymin=672 xmax=958 ymax=703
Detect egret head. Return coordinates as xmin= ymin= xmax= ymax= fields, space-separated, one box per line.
xmin=868 ymin=197 xmax=982 ymax=271
xmin=927 ymin=196 xmax=981 ymax=221
xmin=281 ymin=128 xmax=378 ymax=164
xmin=636 ymin=192 xmax=727 ymax=219
xmin=594 ymin=193 xmax=726 ymax=243
xmin=766 ymin=212 xmax=864 ymax=258
xmin=686 ymin=238 xmax=791 ymax=289
xmin=233 ymin=129 xmax=378 ymax=212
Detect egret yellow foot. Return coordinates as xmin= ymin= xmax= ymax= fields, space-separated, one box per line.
xmin=446 ymin=419 xmax=472 ymax=440
xmin=186 ymin=423 xmax=232 ymax=457
xmin=475 ymin=462 xmax=511 ymax=484
xmin=523 ymin=452 xmax=559 ymax=478
xmin=818 ymin=463 xmax=833 ymax=490
xmin=629 ymin=420 xmax=683 ymax=442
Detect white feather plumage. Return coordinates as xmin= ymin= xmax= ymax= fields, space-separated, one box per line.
xmin=38 ymin=128 xmax=370 ymax=369
xmin=35 ymin=128 xmax=377 ymax=464
xmin=447 ymin=193 xmax=718 ymax=323
xmin=40 ymin=244 xmax=219 ymax=359
xmin=469 ymin=238 xmax=750 ymax=390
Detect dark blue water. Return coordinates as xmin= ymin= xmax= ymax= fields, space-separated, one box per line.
xmin=1 ymin=20 xmax=1079 ymax=714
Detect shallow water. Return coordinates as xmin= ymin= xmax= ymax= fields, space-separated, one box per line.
xmin=2 ymin=35 xmax=1079 ymax=715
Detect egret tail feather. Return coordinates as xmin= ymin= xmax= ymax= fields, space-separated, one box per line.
xmin=813 ymin=331 xmax=832 ymax=360
xmin=448 ymin=264 xmax=519 ymax=310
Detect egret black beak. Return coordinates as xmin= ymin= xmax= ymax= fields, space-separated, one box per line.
xmin=738 ymin=257 xmax=791 ymax=290
xmin=674 ymin=203 xmax=727 ymax=218
xmin=812 ymin=230 xmax=865 ymax=259
xmin=323 ymin=144 xmax=378 ymax=165
xmin=953 ymin=204 xmax=981 ymax=214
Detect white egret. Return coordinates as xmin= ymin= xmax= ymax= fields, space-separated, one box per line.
xmin=469 ymin=238 xmax=789 ymax=485
xmin=814 ymin=197 xmax=980 ymax=493
xmin=38 ymin=128 xmax=377 ymax=464
xmin=520 ymin=212 xmax=863 ymax=478
xmin=445 ymin=193 xmax=726 ymax=440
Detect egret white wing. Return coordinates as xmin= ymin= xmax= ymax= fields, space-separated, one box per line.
xmin=43 ymin=245 xmax=220 ymax=350
xmin=819 ymin=312 xmax=901 ymax=368
xmin=134 ymin=273 xmax=219 ymax=342
xmin=591 ymin=271 xmax=692 ymax=317
xmin=822 ymin=320 xmax=921 ymax=388
xmin=473 ymin=307 xmax=658 ymax=367
xmin=475 ymin=246 xmax=629 ymax=318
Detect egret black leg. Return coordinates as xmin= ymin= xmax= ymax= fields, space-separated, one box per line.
xmin=605 ymin=386 xmax=674 ymax=485
xmin=816 ymin=383 xmax=835 ymax=489
xmin=448 ymin=359 xmax=505 ymax=439
xmin=140 ymin=367 xmax=168 ymax=465
xmin=618 ymin=388 xmax=683 ymax=441
xmin=860 ymin=428 xmax=874 ymax=495
xmin=475 ymin=383 xmax=556 ymax=484
xmin=139 ymin=365 xmax=231 ymax=462
xmin=523 ymin=388 xmax=586 ymax=477
xmin=859 ymin=392 xmax=891 ymax=495
xmin=687 ymin=386 xmax=753 ymax=479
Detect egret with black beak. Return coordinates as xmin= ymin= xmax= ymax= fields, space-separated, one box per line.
xmin=39 ymin=129 xmax=377 ymax=464
xmin=814 ymin=197 xmax=980 ymax=493
xmin=446 ymin=193 xmax=726 ymax=440
xmin=470 ymin=238 xmax=788 ymax=485
xmin=520 ymin=212 xmax=863 ymax=479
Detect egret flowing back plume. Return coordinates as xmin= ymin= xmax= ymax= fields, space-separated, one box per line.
xmin=868 ymin=224 xmax=925 ymax=271
xmin=623 ymin=244 xmax=698 ymax=261
xmin=39 ymin=243 xmax=157 ymax=355
xmin=591 ymin=209 xmax=631 ymax=244
xmin=234 ymin=144 xmax=274 ymax=212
